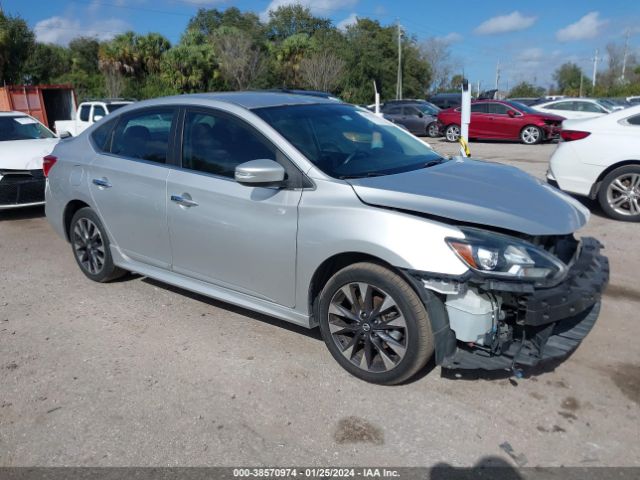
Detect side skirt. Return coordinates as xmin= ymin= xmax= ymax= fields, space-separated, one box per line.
xmin=110 ymin=246 xmax=312 ymax=329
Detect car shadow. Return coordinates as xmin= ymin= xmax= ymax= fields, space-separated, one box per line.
xmin=140 ymin=277 xmax=323 ymax=341
xmin=0 ymin=205 xmax=45 ymax=221
xmin=431 ymin=456 xmax=525 ymax=478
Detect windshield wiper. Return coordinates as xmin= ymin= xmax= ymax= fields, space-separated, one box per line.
xmin=338 ymin=172 xmax=387 ymax=179
xmin=424 ymin=159 xmax=445 ymax=168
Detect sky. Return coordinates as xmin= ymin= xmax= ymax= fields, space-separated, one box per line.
xmin=3 ymin=0 xmax=640 ymax=92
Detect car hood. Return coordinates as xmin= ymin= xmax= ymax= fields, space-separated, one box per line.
xmin=348 ymin=158 xmax=589 ymax=236
xmin=0 ymin=138 xmax=59 ymax=170
xmin=530 ymin=112 xmax=565 ymax=122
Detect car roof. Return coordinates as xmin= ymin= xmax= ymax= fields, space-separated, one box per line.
xmin=184 ymin=92 xmax=338 ymax=109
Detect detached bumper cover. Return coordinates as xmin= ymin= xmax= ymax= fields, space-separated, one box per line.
xmin=441 ymin=237 xmax=609 ymax=371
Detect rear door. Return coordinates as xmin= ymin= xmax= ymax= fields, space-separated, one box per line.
xmin=469 ymin=103 xmax=489 ymax=137
xmin=88 ymin=107 xmax=177 ymax=269
xmin=166 ymin=107 xmax=302 ymax=307
xmin=402 ymin=106 xmax=426 ymax=134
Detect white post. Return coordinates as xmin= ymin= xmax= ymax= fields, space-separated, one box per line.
xmin=592 ymin=49 xmax=599 ymax=88
xmin=460 ymin=78 xmax=471 ymax=156
xmin=373 ymin=80 xmax=382 ymax=117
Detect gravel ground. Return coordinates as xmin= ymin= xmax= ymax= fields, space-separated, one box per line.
xmin=0 ymin=138 xmax=638 ymax=468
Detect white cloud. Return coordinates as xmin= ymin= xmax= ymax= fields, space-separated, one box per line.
xmin=474 ymin=11 xmax=537 ymax=35
xmin=517 ymin=47 xmax=544 ymax=63
xmin=436 ymin=32 xmax=463 ymax=44
xmin=34 ymin=16 xmax=130 ymax=45
xmin=260 ymin=0 xmax=358 ymax=22
xmin=337 ymin=13 xmax=358 ymax=31
xmin=556 ymin=12 xmax=607 ymax=42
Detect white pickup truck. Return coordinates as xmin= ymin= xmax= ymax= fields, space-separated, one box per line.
xmin=54 ymin=100 xmax=132 ymax=137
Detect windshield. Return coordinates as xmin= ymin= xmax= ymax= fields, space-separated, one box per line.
xmin=255 ymin=104 xmax=444 ymax=179
xmin=415 ymin=103 xmax=440 ymax=115
xmin=505 ymin=101 xmax=538 ymax=114
xmin=0 ymin=116 xmax=55 ymax=141
xmin=107 ymin=103 xmax=128 ymax=113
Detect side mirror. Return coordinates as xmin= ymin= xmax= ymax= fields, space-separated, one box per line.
xmin=507 ymin=110 xmax=517 ymax=118
xmin=417 ymin=111 xmax=424 ymax=118
xmin=235 ymin=159 xmax=285 ymax=187
xmin=93 ymin=115 xmax=104 ymax=122
xmin=58 ymin=131 xmax=72 ymax=139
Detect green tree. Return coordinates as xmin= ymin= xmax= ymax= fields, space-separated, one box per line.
xmin=270 ymin=33 xmax=314 ymax=87
xmin=508 ymin=81 xmax=545 ymax=98
xmin=553 ymin=62 xmax=587 ymax=95
xmin=68 ymin=37 xmax=100 ymax=73
xmin=341 ymin=19 xmax=429 ymax=103
xmin=187 ymin=7 xmax=264 ymax=41
xmin=267 ymin=5 xmax=332 ymax=41
xmin=23 ymin=43 xmax=70 ymax=84
xmin=0 ymin=12 xmax=35 ymax=84
xmin=160 ymin=31 xmax=219 ymax=93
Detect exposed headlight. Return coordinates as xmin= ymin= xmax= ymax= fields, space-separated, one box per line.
xmin=446 ymin=228 xmax=568 ymax=285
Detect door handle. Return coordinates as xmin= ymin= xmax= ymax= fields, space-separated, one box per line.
xmin=171 ymin=194 xmax=199 ymax=207
xmin=92 ymin=178 xmax=112 ymax=188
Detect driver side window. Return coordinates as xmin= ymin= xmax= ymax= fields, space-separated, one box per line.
xmin=181 ymin=110 xmax=277 ymax=178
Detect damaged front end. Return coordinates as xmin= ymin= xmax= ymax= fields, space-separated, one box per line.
xmin=406 ymin=233 xmax=609 ymax=373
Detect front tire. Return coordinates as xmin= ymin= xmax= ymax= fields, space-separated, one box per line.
xmin=317 ymin=262 xmax=434 ymax=385
xmin=520 ymin=125 xmax=542 ymax=145
xmin=597 ymin=165 xmax=640 ymax=221
xmin=69 ymin=207 xmax=126 ymax=282
xmin=445 ymin=124 xmax=460 ymax=142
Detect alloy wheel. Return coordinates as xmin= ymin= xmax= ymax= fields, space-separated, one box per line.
xmin=606 ymin=173 xmax=640 ymax=216
xmin=428 ymin=123 xmax=439 ymax=137
xmin=446 ymin=125 xmax=460 ymax=142
xmin=521 ymin=126 xmax=540 ymax=144
xmin=73 ymin=218 xmax=106 ymax=275
xmin=328 ymin=282 xmax=408 ymax=373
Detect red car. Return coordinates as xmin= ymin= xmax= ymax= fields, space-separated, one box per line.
xmin=437 ymin=100 xmax=565 ymax=145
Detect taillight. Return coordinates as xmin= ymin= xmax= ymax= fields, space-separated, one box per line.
xmin=43 ymin=155 xmax=57 ymax=177
xmin=560 ymin=130 xmax=591 ymax=142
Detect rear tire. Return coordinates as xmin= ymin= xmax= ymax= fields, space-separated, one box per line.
xmin=427 ymin=122 xmax=440 ymax=138
xmin=597 ymin=165 xmax=640 ymax=221
xmin=316 ymin=262 xmax=434 ymax=385
xmin=445 ymin=124 xmax=460 ymax=142
xmin=69 ymin=207 xmax=126 ymax=282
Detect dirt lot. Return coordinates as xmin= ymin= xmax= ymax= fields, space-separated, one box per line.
xmin=1 ymin=138 xmax=639 ymax=468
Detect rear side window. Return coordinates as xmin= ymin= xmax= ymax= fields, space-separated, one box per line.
xmin=182 ymin=110 xmax=277 ymax=178
xmin=91 ymin=118 xmax=117 ymax=152
xmin=547 ymin=101 xmax=573 ymax=111
xmin=486 ymin=103 xmax=509 ymax=114
xmin=79 ymin=105 xmax=91 ymax=122
xmin=110 ymin=109 xmax=175 ymax=163
xmin=471 ymin=104 xmax=488 ymax=113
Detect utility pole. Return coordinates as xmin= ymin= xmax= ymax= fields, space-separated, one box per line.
xmin=477 ymin=80 xmax=481 ymax=97
xmin=495 ymin=60 xmax=501 ymax=91
xmin=621 ymin=29 xmax=630 ymax=82
xmin=396 ymin=21 xmax=403 ymax=100
xmin=579 ymin=71 xmax=584 ymax=97
xmin=592 ymin=49 xmax=599 ymax=88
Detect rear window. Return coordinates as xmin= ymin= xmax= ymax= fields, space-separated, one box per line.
xmin=110 ymin=109 xmax=176 ymax=163
xmin=0 ymin=116 xmax=55 ymax=141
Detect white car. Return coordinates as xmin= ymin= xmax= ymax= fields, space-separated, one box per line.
xmin=0 ymin=112 xmax=59 ymax=209
xmin=547 ymin=105 xmax=640 ymax=221
xmin=534 ymin=98 xmax=612 ymax=120
xmin=54 ymin=100 xmax=132 ymax=137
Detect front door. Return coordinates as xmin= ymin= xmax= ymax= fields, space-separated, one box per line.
xmin=167 ymin=108 xmax=301 ymax=307
xmin=89 ymin=107 xmax=177 ymax=269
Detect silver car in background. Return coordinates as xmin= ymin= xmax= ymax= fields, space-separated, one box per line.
xmin=45 ymin=93 xmax=608 ymax=384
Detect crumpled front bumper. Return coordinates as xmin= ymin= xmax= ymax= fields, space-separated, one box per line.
xmin=440 ymin=237 xmax=609 ymax=371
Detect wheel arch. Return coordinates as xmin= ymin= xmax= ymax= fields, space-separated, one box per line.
xmin=307 ymin=251 xmax=455 ymax=365
xmin=63 ymin=199 xmax=91 ymax=242
xmin=590 ymin=159 xmax=640 ymax=198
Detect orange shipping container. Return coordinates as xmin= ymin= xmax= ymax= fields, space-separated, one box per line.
xmin=0 ymin=84 xmax=77 ymax=130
